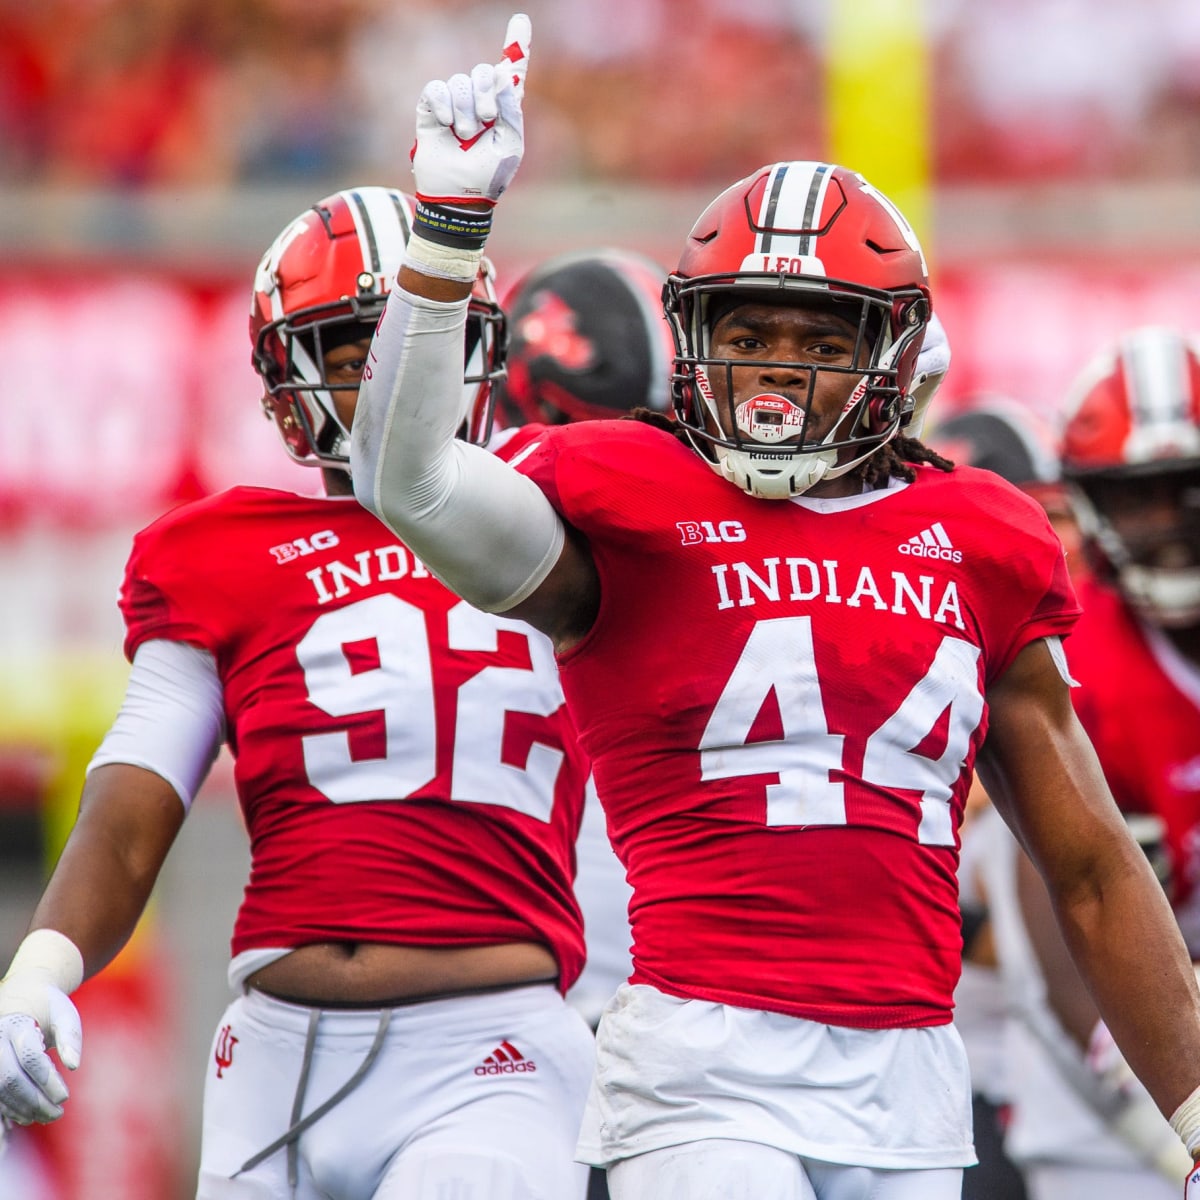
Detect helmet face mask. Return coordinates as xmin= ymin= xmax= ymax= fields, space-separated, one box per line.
xmin=1061 ymin=326 xmax=1200 ymax=627
xmin=1070 ymin=465 xmax=1200 ymax=628
xmin=665 ymin=162 xmax=931 ymax=500
xmin=250 ymin=187 xmax=505 ymax=469
xmin=253 ymin=291 xmax=387 ymax=465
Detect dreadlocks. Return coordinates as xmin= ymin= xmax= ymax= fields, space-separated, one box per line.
xmin=857 ymin=434 xmax=955 ymax=489
xmin=628 ymin=410 xmax=956 ymax=489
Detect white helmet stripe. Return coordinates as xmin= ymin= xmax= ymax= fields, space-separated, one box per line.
xmin=342 ymin=188 xmax=412 ymax=277
xmin=1125 ymin=326 xmax=1189 ymax=428
xmin=755 ymin=162 xmax=833 ymax=261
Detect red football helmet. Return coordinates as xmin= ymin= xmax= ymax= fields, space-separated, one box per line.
xmin=250 ymin=186 xmax=505 ymax=469
xmin=1061 ymin=326 xmax=1200 ymax=626
xmin=664 ymin=161 xmax=932 ymax=499
xmin=498 ymin=248 xmax=673 ymax=426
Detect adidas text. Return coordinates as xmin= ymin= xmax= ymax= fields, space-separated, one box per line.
xmin=474 ymin=1060 xmax=538 ymax=1075
xmin=899 ymin=542 xmax=962 ymax=563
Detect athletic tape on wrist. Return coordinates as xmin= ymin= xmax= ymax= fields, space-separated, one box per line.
xmin=3 ymin=930 xmax=84 ymax=997
xmin=1170 ymin=1082 xmax=1200 ymax=1157
xmin=404 ymin=233 xmax=485 ymax=285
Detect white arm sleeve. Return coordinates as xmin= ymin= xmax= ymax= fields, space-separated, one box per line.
xmin=351 ymin=287 xmax=564 ymax=613
xmin=86 ymin=639 xmax=225 ymax=812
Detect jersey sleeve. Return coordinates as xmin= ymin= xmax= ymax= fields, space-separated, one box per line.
xmin=965 ymin=471 xmax=1081 ymax=684
xmin=119 ymin=509 xmax=226 ymax=662
xmin=508 ymin=418 xmax=688 ymax=541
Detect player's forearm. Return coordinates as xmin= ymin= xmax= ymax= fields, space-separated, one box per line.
xmin=28 ymin=765 xmax=184 ymax=980
xmin=351 ymin=279 xmax=565 ymax=613
xmin=1051 ymin=849 xmax=1200 ymax=1117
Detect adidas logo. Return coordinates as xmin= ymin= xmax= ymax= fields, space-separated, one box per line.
xmin=898 ymin=521 xmax=962 ymax=563
xmin=474 ymin=1040 xmax=538 ymax=1076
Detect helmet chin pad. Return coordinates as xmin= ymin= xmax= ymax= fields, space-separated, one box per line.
xmin=713 ymin=442 xmax=838 ymax=499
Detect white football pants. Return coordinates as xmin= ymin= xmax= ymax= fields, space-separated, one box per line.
xmin=195 ymin=983 xmax=594 ymax=1200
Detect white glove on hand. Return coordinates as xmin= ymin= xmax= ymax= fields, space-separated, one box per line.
xmin=0 ymin=931 xmax=83 ymax=1125
xmin=1188 ymin=1161 xmax=1200 ymax=1198
xmin=411 ymin=13 xmax=531 ymax=208
xmin=0 ymin=990 xmax=81 ymax=1124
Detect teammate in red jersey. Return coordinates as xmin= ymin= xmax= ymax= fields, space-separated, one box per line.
xmin=0 ymin=186 xmax=596 ymax=1199
xmin=349 ymin=15 xmax=1200 ymax=1199
xmin=495 ymin=247 xmax=672 ymax=1200
xmin=1062 ymin=327 xmax=1200 ymax=940
xmin=979 ymin=326 xmax=1200 ymax=1198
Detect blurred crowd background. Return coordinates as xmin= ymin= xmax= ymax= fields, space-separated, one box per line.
xmin=2 ymin=2 xmax=1200 ymax=1197
xmin=3 ymin=0 xmax=1200 ymax=189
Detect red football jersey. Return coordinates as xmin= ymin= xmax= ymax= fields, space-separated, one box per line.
xmin=1067 ymin=575 xmax=1200 ymax=943
xmin=514 ymin=420 xmax=1079 ymax=1028
xmin=119 ymin=487 xmax=588 ymax=989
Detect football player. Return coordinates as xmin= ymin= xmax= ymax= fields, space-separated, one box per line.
xmin=978 ymin=327 xmax=1200 ymax=1199
xmin=0 ymin=186 xmax=595 ymax=1200
xmin=350 ymin=16 xmax=1200 ymax=1199
xmin=496 ymin=246 xmax=673 ymax=1200
xmin=1062 ymin=325 xmax=1200 ymax=927
xmin=496 ymin=247 xmax=673 ymax=429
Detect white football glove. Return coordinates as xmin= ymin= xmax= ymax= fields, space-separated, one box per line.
xmin=411 ymin=13 xmax=531 ymax=208
xmin=1189 ymin=1161 xmax=1200 ymax=1198
xmin=0 ymin=995 xmax=80 ymax=1125
xmin=0 ymin=932 xmax=83 ymax=1125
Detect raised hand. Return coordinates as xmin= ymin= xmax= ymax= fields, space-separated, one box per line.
xmin=411 ymin=13 xmax=531 ymax=210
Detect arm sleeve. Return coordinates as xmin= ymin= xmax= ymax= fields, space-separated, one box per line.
xmin=86 ymin=639 xmax=225 ymax=811
xmin=350 ymin=286 xmax=565 ymax=612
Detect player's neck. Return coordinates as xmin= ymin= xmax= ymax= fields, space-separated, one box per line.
xmin=322 ymin=467 xmax=354 ymax=497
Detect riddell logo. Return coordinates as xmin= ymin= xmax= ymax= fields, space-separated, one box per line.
xmin=898 ymin=521 xmax=962 ymax=563
xmin=474 ymin=1040 xmax=538 ymax=1076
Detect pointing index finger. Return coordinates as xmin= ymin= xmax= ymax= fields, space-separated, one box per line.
xmin=499 ymin=13 xmax=531 ymax=92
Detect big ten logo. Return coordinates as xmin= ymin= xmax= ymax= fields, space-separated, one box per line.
xmin=677 ymin=520 xmax=747 ymax=547
xmin=269 ymin=529 xmax=340 ymax=563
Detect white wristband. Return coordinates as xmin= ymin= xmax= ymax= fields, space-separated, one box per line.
xmin=404 ymin=233 xmax=484 ymax=284
xmin=3 ymin=930 xmax=84 ymax=997
xmin=1171 ymin=1082 xmax=1200 ymax=1158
